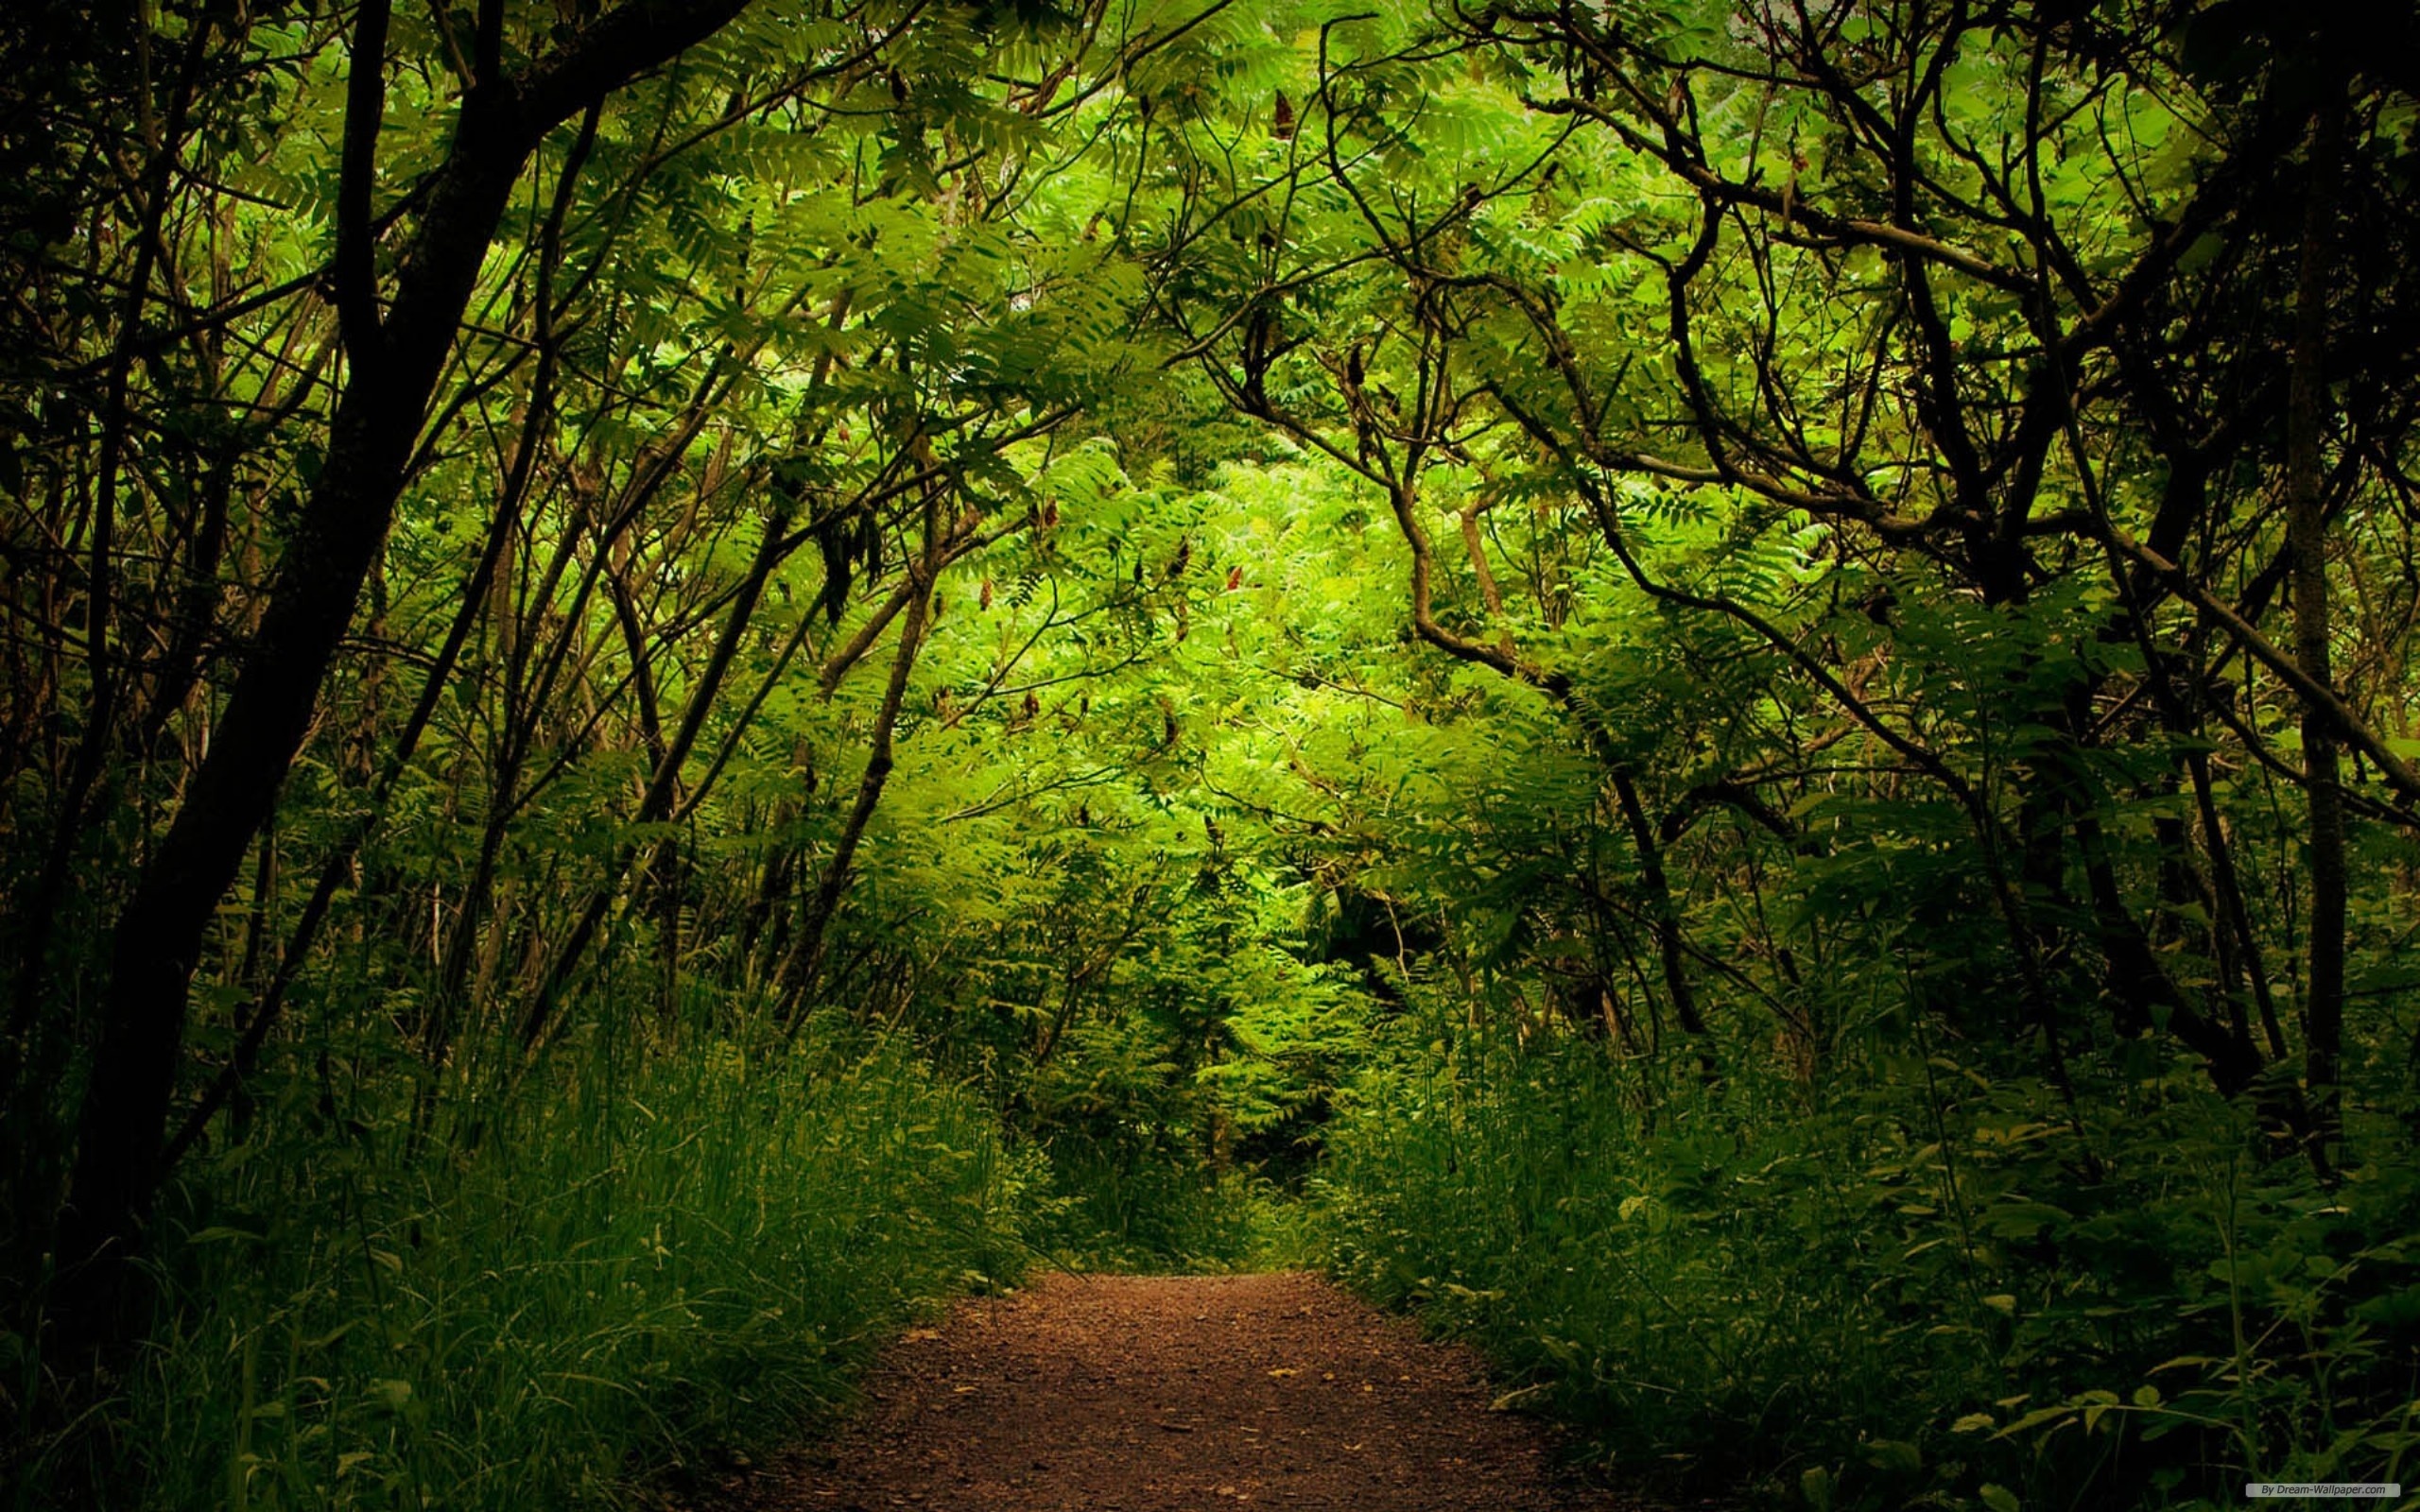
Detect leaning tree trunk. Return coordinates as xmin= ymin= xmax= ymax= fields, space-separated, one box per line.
xmin=779 ymin=496 xmax=946 ymax=1019
xmin=49 ymin=0 xmax=755 ymax=1357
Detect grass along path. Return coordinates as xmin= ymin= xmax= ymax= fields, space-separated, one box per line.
xmin=706 ymin=1272 xmax=1651 ymax=1511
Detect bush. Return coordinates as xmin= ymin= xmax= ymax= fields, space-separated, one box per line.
xmin=11 ymin=1029 xmax=1034 ymax=1511
xmin=1319 ymin=1003 xmax=2420 ymax=1510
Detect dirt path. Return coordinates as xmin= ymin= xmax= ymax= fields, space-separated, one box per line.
xmin=717 ymin=1271 xmax=1641 ymax=1511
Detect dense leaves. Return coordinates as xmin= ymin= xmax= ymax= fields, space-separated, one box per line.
xmin=4 ymin=0 xmax=2418 ymax=1508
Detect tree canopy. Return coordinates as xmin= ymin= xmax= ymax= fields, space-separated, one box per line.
xmin=6 ymin=0 xmax=2420 ymax=1506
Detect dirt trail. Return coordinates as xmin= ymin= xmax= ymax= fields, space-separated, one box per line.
xmin=718 ymin=1270 xmax=1643 ymax=1511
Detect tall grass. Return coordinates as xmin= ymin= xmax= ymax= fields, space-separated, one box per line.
xmin=1318 ymin=1009 xmax=2420 ymax=1511
xmin=1027 ymin=1134 xmax=1262 ymax=1270
xmin=1028 ymin=1135 xmax=1322 ymax=1273
xmin=14 ymin=1025 xmax=1035 ymax=1511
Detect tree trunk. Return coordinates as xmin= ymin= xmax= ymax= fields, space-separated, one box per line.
xmin=1611 ymin=768 xmax=1716 ymax=1079
xmin=519 ymin=505 xmax=796 ymax=1046
xmin=781 ymin=502 xmax=942 ymax=1018
xmin=49 ymin=0 xmax=756 ymax=1353
xmin=2288 ymin=102 xmax=2345 ymax=1151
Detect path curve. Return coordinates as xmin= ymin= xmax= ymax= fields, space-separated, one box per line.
xmin=719 ymin=1270 xmax=1638 ymax=1511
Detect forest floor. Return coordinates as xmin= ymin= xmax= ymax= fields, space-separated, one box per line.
xmin=704 ymin=1271 xmax=1666 ymax=1511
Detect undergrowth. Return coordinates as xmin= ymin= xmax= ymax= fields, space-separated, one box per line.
xmin=1028 ymin=1135 xmax=1322 ymax=1273
xmin=1319 ymin=999 xmax=2420 ymax=1512
xmin=9 ymin=1025 xmax=1034 ymax=1511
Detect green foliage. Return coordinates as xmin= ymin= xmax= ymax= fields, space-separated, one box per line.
xmin=1320 ymin=988 xmax=2420 ymax=1509
xmin=14 ymin=1025 xmax=1030 ymax=1511
xmin=9 ymin=1 xmax=2420 ymax=1509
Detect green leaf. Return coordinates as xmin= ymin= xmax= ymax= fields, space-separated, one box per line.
xmin=1861 ymin=1437 xmax=1921 ymax=1473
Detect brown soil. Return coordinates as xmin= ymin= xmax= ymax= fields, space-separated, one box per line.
xmin=714 ymin=1270 xmax=1649 ymax=1512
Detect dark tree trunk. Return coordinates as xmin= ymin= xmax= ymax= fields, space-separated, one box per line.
xmin=48 ymin=0 xmax=756 ymax=1355
xmin=1611 ymin=768 xmax=1715 ymax=1079
xmin=52 ymin=130 xmax=530 ymax=1344
xmin=2288 ymin=103 xmax=2346 ymax=1149
xmin=781 ymin=503 xmax=942 ymax=1018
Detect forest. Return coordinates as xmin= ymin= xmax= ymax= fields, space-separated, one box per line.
xmin=3 ymin=0 xmax=2418 ymax=1506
